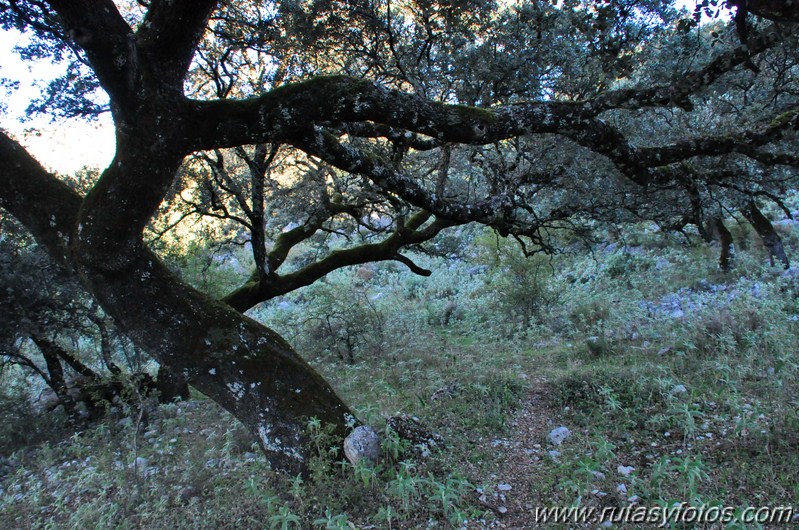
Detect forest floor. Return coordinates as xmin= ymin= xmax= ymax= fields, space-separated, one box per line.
xmin=3 ymin=238 xmax=799 ymax=528
xmin=464 ymin=377 xmax=562 ymax=529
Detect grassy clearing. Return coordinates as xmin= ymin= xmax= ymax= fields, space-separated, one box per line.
xmin=2 ymin=226 xmax=798 ymax=528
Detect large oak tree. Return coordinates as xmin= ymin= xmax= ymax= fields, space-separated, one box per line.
xmin=1 ymin=0 xmax=797 ymax=472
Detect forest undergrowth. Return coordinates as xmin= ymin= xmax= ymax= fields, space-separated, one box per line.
xmin=2 ymin=220 xmax=798 ymax=529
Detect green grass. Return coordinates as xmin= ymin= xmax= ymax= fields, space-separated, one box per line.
xmin=2 ymin=230 xmax=799 ymax=528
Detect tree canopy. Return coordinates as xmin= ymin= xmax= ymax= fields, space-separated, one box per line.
xmin=1 ymin=0 xmax=798 ymax=472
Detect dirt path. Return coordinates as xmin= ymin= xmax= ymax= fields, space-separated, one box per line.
xmin=466 ymin=377 xmax=563 ymax=529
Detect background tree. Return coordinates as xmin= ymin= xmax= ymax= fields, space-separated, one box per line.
xmin=0 ymin=213 xmax=188 ymax=423
xmin=0 ymin=0 xmax=798 ymax=473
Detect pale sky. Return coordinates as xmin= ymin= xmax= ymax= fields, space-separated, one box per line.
xmin=0 ymin=30 xmax=115 ymax=174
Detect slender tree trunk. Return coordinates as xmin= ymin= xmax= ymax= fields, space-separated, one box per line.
xmin=685 ymin=180 xmax=712 ymax=242
xmin=32 ymin=336 xmax=79 ymax=419
xmin=88 ymin=312 xmax=121 ymax=374
xmin=710 ymin=217 xmax=735 ymax=271
xmin=38 ymin=335 xmax=99 ymax=381
xmin=742 ymin=201 xmax=790 ymax=269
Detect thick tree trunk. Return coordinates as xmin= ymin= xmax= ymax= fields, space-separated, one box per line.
xmin=156 ymin=364 xmax=190 ymax=402
xmin=76 ymin=249 xmax=353 ymax=474
xmin=742 ymin=201 xmax=790 ymax=269
xmin=1 ymin=133 xmax=353 ymax=475
xmin=710 ymin=217 xmax=735 ymax=271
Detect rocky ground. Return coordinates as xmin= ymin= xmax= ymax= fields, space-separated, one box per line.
xmin=464 ymin=377 xmax=567 ymax=529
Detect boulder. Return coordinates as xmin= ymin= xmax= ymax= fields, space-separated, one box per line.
xmin=344 ymin=426 xmax=381 ymax=466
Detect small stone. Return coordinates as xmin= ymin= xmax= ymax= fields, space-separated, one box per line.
xmin=591 ymin=470 xmax=606 ymax=480
xmin=616 ymin=483 xmax=627 ymax=494
xmin=671 ymin=384 xmax=687 ymax=394
xmin=617 ymin=465 xmax=635 ymax=476
xmin=628 ymin=495 xmax=640 ymax=503
xmin=548 ymin=450 xmax=561 ymax=459
xmin=548 ymin=426 xmax=571 ymax=446
xmin=498 ymin=506 xmax=508 ymax=514
xmin=178 ymin=486 xmax=195 ymax=503
xmin=497 ymin=483 xmax=512 ymax=491
xmin=344 ymin=426 xmax=381 ymax=466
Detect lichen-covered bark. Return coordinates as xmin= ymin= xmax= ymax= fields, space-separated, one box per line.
xmin=77 ymin=250 xmax=352 ymax=473
xmin=0 ymin=134 xmax=81 ymax=263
